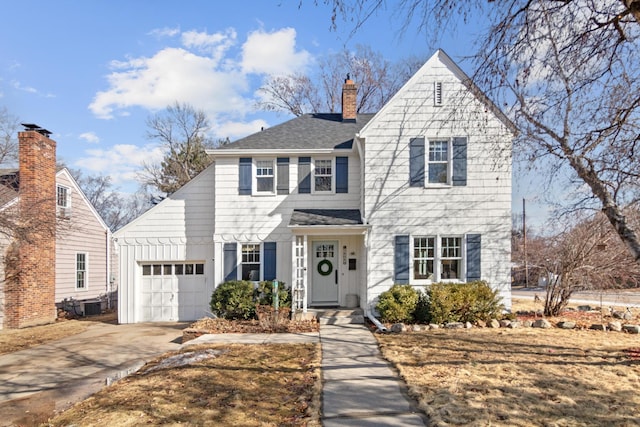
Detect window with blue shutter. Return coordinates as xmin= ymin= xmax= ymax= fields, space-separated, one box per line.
xmin=298 ymin=157 xmax=311 ymax=194
xmin=409 ymin=138 xmax=425 ymax=187
xmin=277 ymin=158 xmax=289 ymax=195
xmin=263 ymin=242 xmax=277 ymax=281
xmin=336 ymin=156 xmax=348 ymax=193
xmin=394 ymin=235 xmax=410 ymax=284
xmin=452 ymin=137 xmax=467 ymax=186
xmin=239 ymin=158 xmax=252 ymax=195
xmin=223 ymin=243 xmax=238 ymax=281
xmin=466 ymin=234 xmax=481 ymax=281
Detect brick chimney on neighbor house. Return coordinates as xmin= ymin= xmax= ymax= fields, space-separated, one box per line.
xmin=3 ymin=125 xmax=57 ymax=328
xmin=342 ymin=74 xmax=357 ymax=122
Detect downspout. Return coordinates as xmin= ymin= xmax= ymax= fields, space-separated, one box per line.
xmin=366 ymin=306 xmax=387 ymax=333
xmin=105 ymin=230 xmax=111 ymax=310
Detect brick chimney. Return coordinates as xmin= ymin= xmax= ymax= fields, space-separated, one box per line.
xmin=3 ymin=126 xmax=57 ymax=328
xmin=341 ymin=75 xmax=357 ymax=122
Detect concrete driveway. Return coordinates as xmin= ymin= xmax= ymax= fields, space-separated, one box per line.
xmin=0 ymin=321 xmax=186 ymax=426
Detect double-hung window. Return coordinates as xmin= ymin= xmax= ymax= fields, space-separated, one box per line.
xmin=314 ymin=159 xmax=333 ymax=192
xmin=255 ymin=160 xmax=274 ymax=193
xmin=76 ymin=253 xmax=87 ymax=289
xmin=57 ymin=185 xmax=69 ymax=208
xmin=428 ymin=140 xmax=449 ymax=184
xmin=241 ymin=244 xmax=261 ymax=281
xmin=413 ymin=237 xmax=435 ymax=280
xmin=440 ymin=237 xmax=462 ymax=279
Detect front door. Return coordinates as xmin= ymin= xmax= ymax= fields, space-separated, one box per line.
xmin=311 ymin=240 xmax=339 ymax=305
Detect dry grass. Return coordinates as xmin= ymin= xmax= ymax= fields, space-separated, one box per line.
xmin=0 ymin=313 xmax=116 ymax=355
xmin=376 ymin=299 xmax=640 ymax=426
xmin=45 ymin=343 xmax=322 ymax=427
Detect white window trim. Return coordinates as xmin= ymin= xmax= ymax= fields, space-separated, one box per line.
xmin=253 ymin=158 xmax=276 ymax=196
xmin=411 ymin=234 xmax=466 ymax=284
xmin=76 ymin=252 xmax=88 ymax=291
xmin=240 ymin=243 xmax=263 ymax=281
xmin=57 ymin=185 xmax=70 ymax=208
xmin=312 ymin=157 xmax=335 ymax=194
xmin=426 ymin=138 xmax=453 ymax=187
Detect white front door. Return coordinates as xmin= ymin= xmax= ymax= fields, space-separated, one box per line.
xmin=311 ymin=240 xmax=339 ymax=305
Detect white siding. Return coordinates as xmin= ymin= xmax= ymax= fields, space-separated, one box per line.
xmin=360 ymin=51 xmax=512 ymax=309
xmin=213 ymin=153 xmax=362 ymax=288
xmin=115 ymin=166 xmax=216 ymax=323
xmin=55 ymin=171 xmax=111 ymax=304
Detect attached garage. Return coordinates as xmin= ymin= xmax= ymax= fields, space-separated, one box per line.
xmin=139 ymin=262 xmax=208 ymax=322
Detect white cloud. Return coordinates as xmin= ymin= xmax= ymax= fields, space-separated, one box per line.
xmin=79 ymin=132 xmax=99 ymax=144
xmin=241 ymin=28 xmax=311 ymax=75
xmin=216 ymin=119 xmax=269 ymax=140
xmin=89 ymin=47 xmax=248 ymax=119
xmin=74 ymin=143 xmax=165 ymax=187
xmin=148 ymin=26 xmax=180 ymax=38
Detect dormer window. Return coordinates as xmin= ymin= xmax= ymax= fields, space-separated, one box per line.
xmin=434 ymin=81 xmax=443 ymax=106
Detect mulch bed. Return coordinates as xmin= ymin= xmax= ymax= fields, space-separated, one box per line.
xmin=189 ymin=317 xmax=320 ymax=334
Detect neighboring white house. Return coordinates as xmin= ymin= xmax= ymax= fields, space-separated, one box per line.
xmin=114 ymin=50 xmax=514 ymax=323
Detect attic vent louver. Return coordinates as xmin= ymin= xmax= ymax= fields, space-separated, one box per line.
xmin=21 ymin=123 xmax=52 ymax=137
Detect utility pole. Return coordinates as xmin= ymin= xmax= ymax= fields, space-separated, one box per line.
xmin=523 ymin=198 xmax=529 ymax=288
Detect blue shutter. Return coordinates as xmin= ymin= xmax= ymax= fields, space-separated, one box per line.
xmin=298 ymin=157 xmax=311 ymax=194
xmin=409 ymin=138 xmax=425 ymax=187
xmin=466 ymin=234 xmax=481 ymax=281
xmin=223 ymin=243 xmax=238 ymax=282
xmin=276 ymin=158 xmax=289 ymax=195
xmin=394 ymin=235 xmax=410 ymax=284
xmin=239 ymin=158 xmax=252 ymax=195
xmin=336 ymin=156 xmax=348 ymax=193
xmin=452 ymin=137 xmax=467 ymax=186
xmin=263 ymin=242 xmax=277 ymax=281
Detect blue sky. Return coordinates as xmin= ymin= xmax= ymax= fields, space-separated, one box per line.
xmin=0 ymin=0 xmax=546 ymax=227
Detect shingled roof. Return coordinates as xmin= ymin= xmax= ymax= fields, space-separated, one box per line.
xmin=289 ymin=209 xmax=363 ymax=226
xmin=216 ymin=113 xmax=374 ymax=151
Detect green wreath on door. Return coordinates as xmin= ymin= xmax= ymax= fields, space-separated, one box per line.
xmin=317 ymin=259 xmax=333 ymax=276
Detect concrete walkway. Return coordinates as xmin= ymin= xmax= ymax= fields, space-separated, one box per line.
xmin=188 ymin=323 xmax=426 ymax=426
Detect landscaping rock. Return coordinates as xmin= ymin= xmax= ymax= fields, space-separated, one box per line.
xmin=590 ymin=324 xmax=607 ymax=331
xmin=623 ymin=324 xmax=640 ymax=334
xmin=412 ymin=324 xmax=423 ymax=332
xmin=390 ymin=323 xmax=408 ymax=333
xmin=465 ymin=322 xmax=473 ymax=329
xmin=557 ymin=321 xmax=576 ymax=330
xmin=533 ymin=319 xmax=552 ymax=329
xmin=523 ymin=320 xmax=533 ymax=328
xmin=445 ymin=322 xmax=465 ymax=329
xmin=476 ymin=320 xmax=487 ymax=328
xmin=608 ymin=321 xmax=622 ymax=332
xmin=489 ymin=319 xmax=501 ymax=328
xmin=508 ymin=321 xmax=521 ymax=329
xmin=623 ymin=311 xmax=633 ymax=321
xmin=499 ymin=319 xmax=511 ymax=328
xmin=429 ymin=323 xmax=440 ymax=330
xmin=577 ymin=305 xmax=592 ymax=312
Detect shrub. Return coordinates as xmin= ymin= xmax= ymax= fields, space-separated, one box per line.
xmin=210 ymin=280 xmax=256 ymax=320
xmin=425 ymin=280 xmax=504 ymax=324
xmin=255 ymin=280 xmax=291 ymax=308
xmin=376 ymin=284 xmax=420 ymax=323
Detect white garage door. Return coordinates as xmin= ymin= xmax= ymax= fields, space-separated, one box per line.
xmin=140 ymin=262 xmax=208 ymax=322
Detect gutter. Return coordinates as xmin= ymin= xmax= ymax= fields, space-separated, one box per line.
xmin=365 ymin=307 xmax=387 ymax=333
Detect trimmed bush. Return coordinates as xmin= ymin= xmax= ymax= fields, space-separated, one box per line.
xmin=210 ymin=280 xmax=256 ymax=320
xmin=425 ymin=280 xmax=504 ymax=324
xmin=255 ymin=280 xmax=291 ymax=308
xmin=376 ymin=284 xmax=420 ymax=323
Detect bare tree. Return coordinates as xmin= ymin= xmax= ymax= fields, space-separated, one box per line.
xmin=532 ymin=212 xmax=640 ymax=316
xmin=140 ymin=102 xmax=215 ymax=195
xmin=317 ymin=1 xmax=640 ymax=261
xmin=0 ymin=107 xmax=19 ymax=167
xmin=257 ymin=45 xmax=425 ymax=116
xmin=71 ymin=170 xmax=151 ymax=231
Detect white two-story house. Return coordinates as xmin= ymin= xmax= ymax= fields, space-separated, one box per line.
xmin=114 ymin=50 xmax=513 ymax=323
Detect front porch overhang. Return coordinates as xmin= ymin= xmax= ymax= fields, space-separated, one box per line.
xmin=289 ymin=225 xmax=369 ymax=236
xmin=288 ymin=209 xmax=369 ymax=236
